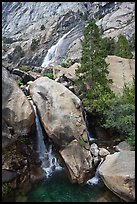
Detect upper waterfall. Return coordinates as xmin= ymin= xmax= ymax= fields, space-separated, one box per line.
xmin=41 ymin=24 xmax=83 ymax=67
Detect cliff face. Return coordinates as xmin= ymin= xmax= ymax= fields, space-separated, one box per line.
xmin=2 ymin=2 xmax=135 ymax=67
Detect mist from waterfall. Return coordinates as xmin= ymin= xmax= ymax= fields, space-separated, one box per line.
xmin=41 ymin=24 xmax=83 ymax=67
xmin=30 ymin=101 xmax=62 ymax=178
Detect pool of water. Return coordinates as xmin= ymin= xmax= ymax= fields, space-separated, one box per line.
xmin=16 ymin=169 xmax=123 ymax=202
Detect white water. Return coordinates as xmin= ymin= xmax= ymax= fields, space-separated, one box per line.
xmin=86 ymin=158 xmax=104 ymax=185
xmin=30 ymin=101 xmax=62 ymax=178
xmin=41 ymin=25 xmax=83 ymax=67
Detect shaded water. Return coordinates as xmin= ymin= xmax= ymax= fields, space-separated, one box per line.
xmin=25 ymin=170 xmax=122 ymax=202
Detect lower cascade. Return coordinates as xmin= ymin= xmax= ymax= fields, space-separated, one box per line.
xmin=30 ymin=101 xmax=62 ymax=178
xmin=86 ymin=158 xmax=104 ymax=185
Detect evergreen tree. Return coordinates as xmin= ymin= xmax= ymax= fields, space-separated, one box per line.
xmin=75 ymin=20 xmax=114 ymax=116
xmin=114 ymin=34 xmax=133 ymax=59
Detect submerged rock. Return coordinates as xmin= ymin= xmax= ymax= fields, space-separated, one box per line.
xmin=99 ymin=151 xmax=135 ymax=202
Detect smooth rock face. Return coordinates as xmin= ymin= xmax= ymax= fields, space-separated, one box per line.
xmin=106 ymin=55 xmax=135 ymax=95
xmin=28 ymin=76 xmax=89 ymax=149
xmin=2 ymin=67 xmax=35 ymax=135
xmin=60 ymin=139 xmax=93 ymax=184
xmin=99 ymin=151 xmax=135 ymax=202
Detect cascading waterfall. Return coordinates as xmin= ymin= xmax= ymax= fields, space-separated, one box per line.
xmin=41 ymin=24 xmax=83 ymax=67
xmin=84 ymin=110 xmax=95 ymax=142
xmin=86 ymin=158 xmax=104 ymax=185
xmin=30 ymin=100 xmax=62 ymax=178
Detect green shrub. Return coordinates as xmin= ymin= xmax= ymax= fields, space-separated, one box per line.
xmin=78 ymin=139 xmax=85 ymax=146
xmin=17 ymin=79 xmax=24 ymax=86
xmin=43 ymin=72 xmax=54 ymax=79
xmin=103 ymin=79 xmax=135 ymax=149
xmin=60 ymin=59 xmax=75 ymax=68
xmin=30 ymin=39 xmax=39 ymax=51
xmin=19 ymin=65 xmax=29 ymax=72
xmin=7 ymin=45 xmax=25 ymax=63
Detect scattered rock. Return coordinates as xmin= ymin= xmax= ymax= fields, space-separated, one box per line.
xmin=99 ymin=148 xmax=110 ymax=157
xmin=90 ymin=143 xmax=99 ymax=157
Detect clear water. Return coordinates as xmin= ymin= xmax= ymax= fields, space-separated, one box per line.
xmin=25 ymin=170 xmax=122 ymax=202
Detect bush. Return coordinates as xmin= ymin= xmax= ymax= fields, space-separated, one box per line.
xmin=60 ymin=59 xmax=75 ymax=68
xmin=30 ymin=39 xmax=39 ymax=51
xmin=19 ymin=65 xmax=29 ymax=72
xmin=7 ymin=45 xmax=25 ymax=63
xmin=103 ymin=79 xmax=135 ymax=149
xmin=2 ymin=36 xmax=14 ymax=44
xmin=43 ymin=72 xmax=54 ymax=79
xmin=17 ymin=79 xmax=24 ymax=86
xmin=40 ymin=25 xmax=45 ymax=30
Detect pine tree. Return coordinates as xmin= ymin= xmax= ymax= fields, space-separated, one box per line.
xmin=75 ymin=20 xmax=114 ymax=115
xmin=114 ymin=34 xmax=133 ymax=59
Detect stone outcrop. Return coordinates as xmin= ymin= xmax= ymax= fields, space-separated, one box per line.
xmin=106 ymin=55 xmax=135 ymax=95
xmin=28 ymin=76 xmax=93 ymax=183
xmin=2 ymin=67 xmax=35 ymax=136
xmin=99 ymin=151 xmax=135 ymax=202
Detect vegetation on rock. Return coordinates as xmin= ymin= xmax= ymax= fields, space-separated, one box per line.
xmin=30 ymin=39 xmax=39 ymax=51
xmin=8 ymin=45 xmax=25 ymax=63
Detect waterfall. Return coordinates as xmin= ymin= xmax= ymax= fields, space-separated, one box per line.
xmin=84 ymin=110 xmax=95 ymax=142
xmin=30 ymin=100 xmax=62 ymax=178
xmin=41 ymin=24 xmax=83 ymax=67
xmin=86 ymin=158 xmax=104 ymax=185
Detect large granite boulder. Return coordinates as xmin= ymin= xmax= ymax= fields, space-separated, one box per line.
xmin=2 ymin=67 xmax=35 ymax=136
xmin=99 ymin=151 xmax=135 ymax=202
xmin=60 ymin=139 xmax=93 ymax=184
xmin=28 ymin=76 xmax=93 ymax=183
xmin=28 ymin=76 xmax=89 ymax=149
